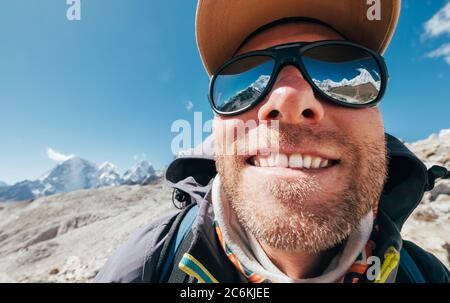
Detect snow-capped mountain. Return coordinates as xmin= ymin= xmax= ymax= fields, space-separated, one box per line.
xmin=92 ymin=162 xmax=122 ymax=188
xmin=0 ymin=158 xmax=161 ymax=202
xmin=38 ymin=157 xmax=99 ymax=196
xmin=155 ymin=166 xmax=167 ymax=178
xmin=250 ymin=75 xmax=270 ymax=92
xmin=122 ymin=160 xmax=157 ymax=185
xmin=0 ymin=180 xmax=44 ymax=202
xmin=0 ymin=180 xmax=7 ymax=188
xmin=313 ymin=68 xmax=381 ymax=91
xmin=220 ymin=74 xmax=271 ymax=112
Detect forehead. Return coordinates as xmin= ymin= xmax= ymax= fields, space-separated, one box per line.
xmin=236 ymin=22 xmax=345 ymax=56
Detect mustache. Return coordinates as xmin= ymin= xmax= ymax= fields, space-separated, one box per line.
xmin=223 ymin=122 xmax=351 ymax=156
xmin=276 ymin=123 xmax=349 ymax=151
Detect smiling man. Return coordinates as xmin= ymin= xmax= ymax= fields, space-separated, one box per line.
xmin=96 ymin=0 xmax=450 ymax=283
xmin=211 ymin=21 xmax=388 ymax=281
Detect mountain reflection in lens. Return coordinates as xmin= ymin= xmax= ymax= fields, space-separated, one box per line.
xmin=303 ymin=45 xmax=382 ymax=104
xmin=213 ymin=56 xmax=274 ymax=112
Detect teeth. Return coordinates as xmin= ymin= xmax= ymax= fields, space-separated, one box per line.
xmin=259 ymin=157 xmax=268 ymax=167
xmin=251 ymin=153 xmax=335 ymax=169
xmin=267 ymin=153 xmax=276 ymax=167
xmin=311 ymin=157 xmax=322 ymax=169
xmin=303 ymin=155 xmax=312 ymax=169
xmin=289 ymin=154 xmax=303 ymax=168
xmin=320 ymin=159 xmax=329 ymax=168
xmin=275 ymin=153 xmax=288 ymax=168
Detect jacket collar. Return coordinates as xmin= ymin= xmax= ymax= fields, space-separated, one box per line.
xmin=177 ymin=187 xmax=403 ymax=283
xmin=180 ymin=190 xmax=248 ymax=283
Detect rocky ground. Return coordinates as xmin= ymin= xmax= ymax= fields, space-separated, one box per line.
xmin=0 ymin=180 xmax=175 ymax=282
xmin=402 ymin=129 xmax=450 ymax=269
xmin=0 ymin=130 xmax=448 ymax=282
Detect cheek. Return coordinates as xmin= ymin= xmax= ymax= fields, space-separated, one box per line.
xmin=358 ymin=108 xmax=384 ymax=139
xmin=335 ymin=107 xmax=384 ymax=141
xmin=212 ymin=118 xmax=244 ymax=155
xmin=213 ymin=110 xmax=261 ymax=156
xmin=212 ymin=118 xmax=225 ymax=155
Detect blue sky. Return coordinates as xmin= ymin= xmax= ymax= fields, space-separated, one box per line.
xmin=0 ymin=0 xmax=449 ymax=184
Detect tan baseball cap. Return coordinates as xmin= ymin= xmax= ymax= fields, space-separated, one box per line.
xmin=196 ymin=0 xmax=401 ymax=75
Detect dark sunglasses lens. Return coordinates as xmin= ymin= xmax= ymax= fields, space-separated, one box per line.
xmin=212 ymin=56 xmax=274 ymax=112
xmin=302 ymin=45 xmax=382 ymax=105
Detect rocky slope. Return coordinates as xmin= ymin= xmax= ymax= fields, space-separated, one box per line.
xmin=0 ymin=179 xmax=175 ymax=282
xmin=402 ymin=129 xmax=450 ymax=268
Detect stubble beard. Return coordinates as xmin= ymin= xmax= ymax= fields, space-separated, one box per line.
xmin=215 ymin=125 xmax=388 ymax=254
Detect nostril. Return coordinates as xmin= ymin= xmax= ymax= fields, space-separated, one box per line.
xmin=267 ymin=110 xmax=280 ymax=119
xmin=302 ymin=109 xmax=314 ymax=118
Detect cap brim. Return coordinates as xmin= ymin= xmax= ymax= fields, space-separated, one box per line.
xmin=196 ymin=0 xmax=401 ymax=75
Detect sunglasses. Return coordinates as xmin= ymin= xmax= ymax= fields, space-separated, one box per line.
xmin=208 ymin=40 xmax=389 ymax=116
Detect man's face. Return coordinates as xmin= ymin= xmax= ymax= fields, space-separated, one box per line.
xmin=213 ymin=22 xmax=388 ymax=253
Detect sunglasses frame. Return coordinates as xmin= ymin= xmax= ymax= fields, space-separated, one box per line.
xmin=208 ymin=40 xmax=389 ymax=116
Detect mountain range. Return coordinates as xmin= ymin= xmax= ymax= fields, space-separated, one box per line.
xmin=0 ymin=157 xmax=163 ymax=202
xmin=312 ymin=68 xmax=381 ymax=91
xmin=312 ymin=68 xmax=381 ymax=103
xmin=220 ymin=74 xmax=270 ymax=112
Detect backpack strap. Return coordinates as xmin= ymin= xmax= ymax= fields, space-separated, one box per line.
xmin=399 ymin=247 xmax=426 ymax=283
xmin=167 ymin=229 xmax=195 ymax=283
xmin=156 ymin=203 xmax=199 ymax=283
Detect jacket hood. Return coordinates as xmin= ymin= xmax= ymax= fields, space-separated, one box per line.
xmin=166 ymin=133 xmax=430 ymax=232
xmin=380 ymin=134 xmax=429 ymax=229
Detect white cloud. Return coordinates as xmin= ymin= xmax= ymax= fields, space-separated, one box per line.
xmin=423 ymin=2 xmax=450 ymax=39
xmin=185 ymin=100 xmax=194 ymax=112
xmin=47 ymin=147 xmax=74 ymax=164
xmin=133 ymin=153 xmax=147 ymax=162
xmin=426 ymin=43 xmax=450 ymax=65
xmin=423 ymin=3 xmax=450 ymax=65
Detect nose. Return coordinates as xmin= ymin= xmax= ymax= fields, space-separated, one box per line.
xmin=258 ymin=65 xmax=325 ymax=124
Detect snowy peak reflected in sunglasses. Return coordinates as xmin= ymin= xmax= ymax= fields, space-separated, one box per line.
xmin=209 ymin=40 xmax=389 ymax=116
